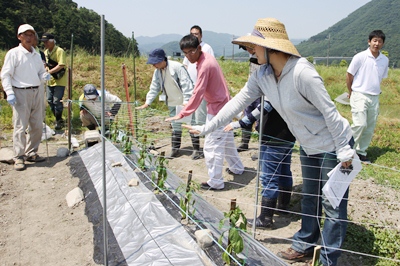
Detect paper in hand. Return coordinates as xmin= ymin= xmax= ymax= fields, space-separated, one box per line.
xmin=322 ymin=154 xmax=362 ymax=209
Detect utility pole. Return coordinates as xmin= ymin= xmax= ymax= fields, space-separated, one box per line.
xmin=327 ymin=33 xmax=330 ymax=66
xmin=232 ymin=34 xmax=234 ymax=60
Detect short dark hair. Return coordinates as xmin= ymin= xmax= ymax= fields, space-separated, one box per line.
xmin=180 ymin=34 xmax=200 ymax=50
xmin=190 ymin=25 xmax=202 ymax=35
xmin=369 ymin=30 xmax=385 ymax=43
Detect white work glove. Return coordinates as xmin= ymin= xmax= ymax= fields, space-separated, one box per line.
xmin=7 ymin=94 xmax=16 ymax=106
xmin=230 ymin=121 xmax=241 ymax=130
xmin=337 ymin=145 xmax=355 ymax=162
xmin=42 ymin=72 xmax=51 ymax=81
xmin=191 ymin=125 xmax=205 ymax=136
xmin=235 ymin=111 xmax=243 ymax=120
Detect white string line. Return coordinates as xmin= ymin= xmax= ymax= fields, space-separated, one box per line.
xmin=246 ymin=229 xmax=400 ymax=264
xmin=88 ymin=143 xmax=174 ymax=265
xmin=70 ymin=102 xmax=400 ymax=262
xmin=122 ymin=152 xmax=244 ymax=265
xmin=72 ymin=109 xmax=400 ymax=232
xmin=137 ymin=154 xmax=400 ymax=233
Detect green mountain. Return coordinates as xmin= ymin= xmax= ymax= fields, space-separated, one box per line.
xmin=0 ymin=0 xmax=138 ymax=57
xmin=296 ymin=0 xmax=400 ymax=67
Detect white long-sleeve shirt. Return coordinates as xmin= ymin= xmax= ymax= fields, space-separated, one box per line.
xmin=1 ymin=44 xmax=47 ymax=96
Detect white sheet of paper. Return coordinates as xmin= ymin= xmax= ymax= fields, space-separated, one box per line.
xmin=322 ymin=154 xmax=362 ymax=209
xmin=175 ymin=105 xmax=192 ymax=124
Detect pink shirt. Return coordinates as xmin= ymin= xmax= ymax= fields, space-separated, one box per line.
xmin=178 ymin=52 xmax=230 ymax=118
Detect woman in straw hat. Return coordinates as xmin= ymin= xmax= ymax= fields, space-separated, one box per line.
xmin=183 ymin=18 xmax=354 ymax=266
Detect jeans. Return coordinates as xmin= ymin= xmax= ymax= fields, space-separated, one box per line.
xmin=291 ymin=148 xmax=349 ymax=266
xmin=260 ymin=143 xmax=294 ymax=199
xmin=47 ymin=85 xmax=65 ymax=116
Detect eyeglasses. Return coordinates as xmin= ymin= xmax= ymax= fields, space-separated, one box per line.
xmin=21 ymin=32 xmax=34 ymax=38
xmin=182 ymin=47 xmax=199 ymax=56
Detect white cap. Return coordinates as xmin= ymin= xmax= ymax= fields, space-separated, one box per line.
xmin=17 ymin=24 xmax=36 ymax=35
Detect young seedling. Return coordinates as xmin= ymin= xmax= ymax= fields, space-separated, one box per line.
xmin=218 ymin=199 xmax=247 ymax=265
xmin=137 ymin=135 xmax=150 ymax=170
xmin=152 ymin=151 xmax=168 ymax=193
xmin=110 ymin=118 xmax=119 ymax=143
xmin=121 ymin=135 xmax=132 ymax=154
xmin=176 ymin=171 xmax=200 ymax=221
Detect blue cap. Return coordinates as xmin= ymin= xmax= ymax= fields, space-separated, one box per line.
xmin=147 ymin=48 xmax=166 ymax=64
xmin=83 ymin=84 xmax=99 ymax=99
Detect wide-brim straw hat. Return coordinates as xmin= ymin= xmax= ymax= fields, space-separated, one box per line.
xmin=232 ymin=18 xmax=301 ymax=57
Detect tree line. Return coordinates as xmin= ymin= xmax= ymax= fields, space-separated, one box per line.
xmin=0 ymin=0 xmax=139 ymax=57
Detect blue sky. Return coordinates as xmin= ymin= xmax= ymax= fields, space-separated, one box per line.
xmin=74 ymin=0 xmax=371 ymax=39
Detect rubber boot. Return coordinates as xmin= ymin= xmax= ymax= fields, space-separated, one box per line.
xmin=237 ymin=129 xmax=252 ymax=152
xmin=277 ymin=186 xmax=292 ymax=215
xmin=190 ymin=134 xmax=204 ymax=160
xmin=247 ymin=197 xmax=277 ymax=228
xmin=87 ymin=124 xmax=96 ymax=130
xmin=168 ymin=131 xmax=181 ymax=158
xmin=55 ymin=112 xmax=64 ymax=130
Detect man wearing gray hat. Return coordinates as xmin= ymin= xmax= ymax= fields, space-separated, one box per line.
xmin=41 ymin=32 xmax=67 ymax=130
xmin=1 ymin=24 xmax=51 ymax=171
xmin=136 ymin=48 xmax=197 ymax=159
xmin=78 ymin=84 xmax=122 ymax=131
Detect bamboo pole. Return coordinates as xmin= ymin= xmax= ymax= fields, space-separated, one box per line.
xmin=122 ymin=64 xmax=134 ymax=136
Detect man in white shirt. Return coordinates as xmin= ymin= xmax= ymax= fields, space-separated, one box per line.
xmin=346 ymin=30 xmax=389 ymax=163
xmin=182 ymin=25 xmax=214 ymax=160
xmin=1 ymin=24 xmax=50 ymax=171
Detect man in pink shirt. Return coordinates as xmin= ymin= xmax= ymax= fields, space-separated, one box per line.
xmin=166 ymin=34 xmax=244 ymax=190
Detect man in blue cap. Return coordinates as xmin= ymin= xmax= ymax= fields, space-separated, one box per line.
xmin=136 ymin=48 xmax=197 ymax=159
xmin=78 ymin=84 xmax=122 ymax=131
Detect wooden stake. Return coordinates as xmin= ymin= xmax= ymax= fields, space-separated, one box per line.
xmin=228 ymin=198 xmax=237 ymax=247
xmin=311 ymin=245 xmax=321 ymax=266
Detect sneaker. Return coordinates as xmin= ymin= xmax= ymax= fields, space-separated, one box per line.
xmin=225 ymin=168 xmax=243 ymax=175
xmin=277 ymin=247 xmax=313 ymax=262
xmin=200 ymin=182 xmax=223 ymax=191
xmin=357 ymin=153 xmax=371 ymax=164
xmin=26 ymin=154 xmax=46 ymax=162
xmin=14 ymin=158 xmax=26 ymax=171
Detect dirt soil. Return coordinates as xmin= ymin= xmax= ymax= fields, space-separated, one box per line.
xmin=1 ymin=116 xmax=399 ymax=266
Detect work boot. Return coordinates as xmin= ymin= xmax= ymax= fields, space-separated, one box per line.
xmin=87 ymin=124 xmax=96 ymax=130
xmin=247 ymin=197 xmax=277 ymax=228
xmin=168 ymin=131 xmax=182 ymax=158
xmin=190 ymin=134 xmax=204 ymax=160
xmin=277 ymin=186 xmax=292 ymax=215
xmin=237 ymin=129 xmax=252 ymax=152
xmin=55 ymin=112 xmax=64 ymax=130
xmin=55 ymin=120 xmax=64 ymax=130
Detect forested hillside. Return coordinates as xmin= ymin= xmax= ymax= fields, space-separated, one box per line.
xmin=0 ymin=0 xmax=138 ymax=56
xmin=297 ymin=0 xmax=400 ymax=67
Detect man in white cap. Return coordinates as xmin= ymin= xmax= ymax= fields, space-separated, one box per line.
xmin=1 ymin=24 xmax=50 ymax=171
